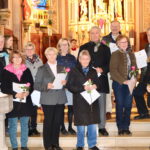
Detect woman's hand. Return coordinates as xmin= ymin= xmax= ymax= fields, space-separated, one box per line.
xmin=47 ymin=83 xmax=54 ymax=89
xmin=90 ymin=84 xmax=97 ymax=90
xmin=95 ymin=67 xmax=103 ymax=73
xmin=61 ymin=80 xmax=67 ymax=86
xmin=15 ymin=93 xmax=24 ymax=99
xmin=123 ymin=80 xmax=130 ymax=85
xmin=23 ymin=91 xmax=29 ymax=97
xmin=84 ymin=85 xmax=91 ymax=91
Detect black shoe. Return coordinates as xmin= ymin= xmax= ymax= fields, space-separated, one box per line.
xmin=134 ymin=114 xmax=150 ymax=120
xmin=61 ymin=128 xmax=68 ymax=135
xmin=12 ymin=148 xmax=18 ymax=150
xmin=47 ymin=146 xmax=54 ymax=150
xmin=53 ymin=145 xmax=63 ymax=150
xmin=123 ymin=130 xmax=132 ymax=135
xmin=89 ymin=146 xmax=99 ymax=150
xmin=29 ymin=129 xmax=40 ymax=136
xmin=118 ymin=130 xmax=124 ymax=135
xmin=21 ymin=147 xmax=29 ymax=150
xmin=76 ymin=147 xmax=84 ymax=150
xmin=99 ymin=128 xmax=109 ymax=136
xmin=68 ymin=128 xmax=76 ymax=135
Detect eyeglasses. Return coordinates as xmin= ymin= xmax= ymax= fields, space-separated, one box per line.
xmin=119 ymin=41 xmax=128 ymax=44
xmin=13 ymin=56 xmax=21 ymax=59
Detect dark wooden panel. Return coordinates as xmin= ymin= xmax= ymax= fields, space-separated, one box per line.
xmin=140 ymin=32 xmax=148 ymax=50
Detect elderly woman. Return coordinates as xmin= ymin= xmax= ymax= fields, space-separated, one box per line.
xmin=110 ymin=35 xmax=137 ymax=135
xmin=24 ymin=41 xmax=43 ymax=136
xmin=1 ymin=51 xmax=34 ymax=150
xmin=66 ymin=50 xmax=100 ymax=150
xmin=57 ymin=38 xmax=76 ymax=135
xmin=34 ymin=47 xmax=67 ymax=150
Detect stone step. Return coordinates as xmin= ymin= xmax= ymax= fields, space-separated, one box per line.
xmin=6 ymin=131 xmax=150 ymax=148
xmin=16 ymin=121 xmax=150 ymax=132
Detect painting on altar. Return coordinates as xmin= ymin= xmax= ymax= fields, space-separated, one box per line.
xmin=22 ymin=0 xmax=49 ymax=20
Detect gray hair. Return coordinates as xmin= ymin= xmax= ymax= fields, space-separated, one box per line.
xmin=90 ymin=26 xmax=101 ymax=33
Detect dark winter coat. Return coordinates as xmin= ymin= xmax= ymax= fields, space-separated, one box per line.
xmin=66 ymin=64 xmax=100 ymax=126
xmin=1 ymin=68 xmax=34 ymax=118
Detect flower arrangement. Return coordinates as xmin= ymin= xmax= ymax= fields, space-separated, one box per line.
xmin=86 ymin=79 xmax=93 ymax=93
xmin=61 ymin=67 xmax=71 ymax=74
xmin=21 ymin=82 xmax=30 ymax=92
xmin=129 ymin=66 xmax=139 ymax=78
xmin=101 ymin=40 xmax=110 ymax=47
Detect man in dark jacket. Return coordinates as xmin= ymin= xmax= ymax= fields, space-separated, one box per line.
xmin=133 ymin=27 xmax=150 ymax=119
xmin=78 ymin=26 xmax=111 ymax=136
xmin=102 ymin=21 xmax=121 ymax=120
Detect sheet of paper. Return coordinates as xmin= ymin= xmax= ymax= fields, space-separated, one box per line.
xmin=109 ymin=43 xmax=119 ymax=54
xmin=31 ymin=90 xmax=41 ymax=107
xmin=53 ymin=73 xmax=67 ymax=89
xmin=13 ymin=82 xmax=27 ymax=103
xmin=134 ymin=49 xmax=147 ymax=69
xmin=80 ymin=89 xmax=100 ymax=105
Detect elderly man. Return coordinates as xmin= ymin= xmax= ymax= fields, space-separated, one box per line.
xmin=102 ymin=20 xmax=121 ymax=120
xmin=133 ymin=28 xmax=150 ymax=119
xmin=78 ymin=26 xmax=111 ymax=136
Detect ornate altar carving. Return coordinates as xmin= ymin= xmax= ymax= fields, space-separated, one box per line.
xmin=68 ymin=0 xmax=135 ymax=45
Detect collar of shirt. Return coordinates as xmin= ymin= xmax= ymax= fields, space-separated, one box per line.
xmin=48 ymin=62 xmax=57 ymax=76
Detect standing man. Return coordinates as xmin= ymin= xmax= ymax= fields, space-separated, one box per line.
xmin=78 ymin=26 xmax=111 ymax=136
xmin=133 ymin=28 xmax=150 ymax=119
xmin=102 ymin=21 xmax=121 ymax=120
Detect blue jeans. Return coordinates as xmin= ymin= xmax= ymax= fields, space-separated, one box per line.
xmin=112 ymin=81 xmax=133 ymax=130
xmin=8 ymin=117 xmax=29 ymax=148
xmin=77 ymin=124 xmax=97 ymax=148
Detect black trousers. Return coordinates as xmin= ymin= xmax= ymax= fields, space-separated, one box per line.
xmin=61 ymin=105 xmax=74 ymax=130
xmin=42 ymin=104 xmax=64 ymax=149
xmin=29 ymin=106 xmax=38 ymax=129
xmin=134 ymin=83 xmax=149 ymax=115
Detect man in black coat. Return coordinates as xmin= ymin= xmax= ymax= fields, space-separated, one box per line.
xmin=78 ymin=26 xmax=111 ymax=136
xmin=133 ymin=27 xmax=150 ymax=119
xmin=102 ymin=21 xmax=121 ymax=120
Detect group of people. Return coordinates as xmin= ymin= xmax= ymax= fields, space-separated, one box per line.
xmin=0 ymin=20 xmax=150 ymax=150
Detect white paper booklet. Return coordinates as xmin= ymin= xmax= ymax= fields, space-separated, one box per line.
xmin=31 ymin=90 xmax=41 ymax=107
xmin=53 ymin=73 xmax=67 ymax=89
xmin=80 ymin=81 xmax=101 ymax=105
xmin=109 ymin=43 xmax=119 ymax=54
xmin=13 ymin=82 xmax=27 ymax=103
xmin=134 ymin=49 xmax=147 ymax=69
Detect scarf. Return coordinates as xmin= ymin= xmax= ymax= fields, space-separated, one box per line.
xmin=5 ymin=63 xmax=27 ymax=81
xmin=0 ymin=51 xmax=9 ymax=65
xmin=26 ymin=54 xmax=39 ymax=64
xmin=82 ymin=67 xmax=89 ymax=75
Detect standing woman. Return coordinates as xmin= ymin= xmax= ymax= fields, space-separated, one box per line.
xmin=1 ymin=51 xmax=34 ymax=150
xmin=66 ymin=50 xmax=100 ymax=150
xmin=57 ymin=38 xmax=76 ymax=135
xmin=4 ymin=35 xmax=13 ymax=54
xmin=110 ymin=35 xmax=137 ymax=135
xmin=34 ymin=47 xmax=67 ymax=150
xmin=24 ymin=41 xmax=43 ymax=136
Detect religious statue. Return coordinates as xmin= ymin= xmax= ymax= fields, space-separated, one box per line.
xmin=96 ymin=0 xmax=105 ymax=13
xmin=80 ymin=0 xmax=88 ymax=21
xmin=108 ymin=0 xmax=115 ymax=21
xmin=22 ymin=0 xmax=31 ymax=20
xmin=114 ymin=0 xmax=123 ymax=19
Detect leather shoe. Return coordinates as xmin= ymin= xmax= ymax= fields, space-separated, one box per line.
xmin=123 ymin=130 xmax=132 ymax=135
xmin=99 ymin=128 xmax=109 ymax=136
xmin=134 ymin=114 xmax=150 ymax=120
xmin=21 ymin=147 xmax=29 ymax=150
xmin=118 ymin=130 xmax=124 ymax=135
xmin=53 ymin=145 xmax=63 ymax=150
xmin=76 ymin=147 xmax=84 ymax=150
xmin=89 ymin=146 xmax=100 ymax=150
